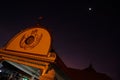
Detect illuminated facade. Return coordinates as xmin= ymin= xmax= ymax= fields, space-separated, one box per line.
xmin=0 ymin=25 xmax=70 ymax=80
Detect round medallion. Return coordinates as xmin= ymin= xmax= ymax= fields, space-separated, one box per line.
xmin=25 ymin=36 xmax=35 ymax=45
xmin=20 ymin=29 xmax=42 ymax=50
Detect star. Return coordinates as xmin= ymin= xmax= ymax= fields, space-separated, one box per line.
xmin=89 ymin=7 xmax=92 ymax=11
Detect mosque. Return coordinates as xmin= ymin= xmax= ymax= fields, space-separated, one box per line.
xmin=0 ymin=25 xmax=112 ymax=80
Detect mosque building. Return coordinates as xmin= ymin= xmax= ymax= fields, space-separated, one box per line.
xmin=0 ymin=25 xmax=112 ymax=80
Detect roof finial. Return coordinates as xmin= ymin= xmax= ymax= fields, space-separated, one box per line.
xmin=36 ymin=16 xmax=44 ymax=26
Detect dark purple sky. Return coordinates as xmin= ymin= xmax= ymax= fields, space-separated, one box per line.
xmin=0 ymin=1 xmax=119 ymax=80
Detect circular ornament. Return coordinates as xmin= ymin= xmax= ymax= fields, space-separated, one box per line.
xmin=20 ymin=29 xmax=43 ymax=50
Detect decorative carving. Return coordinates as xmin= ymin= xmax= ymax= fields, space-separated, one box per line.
xmin=20 ymin=29 xmax=43 ymax=50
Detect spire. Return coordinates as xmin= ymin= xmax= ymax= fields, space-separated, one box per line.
xmin=87 ymin=64 xmax=96 ymax=72
xmin=36 ymin=16 xmax=44 ymax=26
xmin=83 ymin=64 xmax=96 ymax=73
xmin=88 ymin=63 xmax=93 ymax=69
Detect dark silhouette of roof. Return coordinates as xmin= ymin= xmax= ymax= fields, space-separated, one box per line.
xmin=52 ymin=50 xmax=113 ymax=80
xmin=66 ymin=64 xmax=112 ymax=80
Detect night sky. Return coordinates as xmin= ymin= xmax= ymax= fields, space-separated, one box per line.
xmin=0 ymin=1 xmax=119 ymax=80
